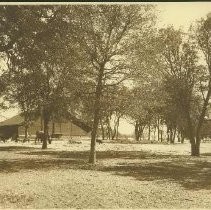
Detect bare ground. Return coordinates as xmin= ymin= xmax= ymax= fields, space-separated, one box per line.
xmin=0 ymin=140 xmax=211 ymax=209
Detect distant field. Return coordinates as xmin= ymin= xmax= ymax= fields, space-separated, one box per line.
xmin=0 ymin=140 xmax=211 ymax=208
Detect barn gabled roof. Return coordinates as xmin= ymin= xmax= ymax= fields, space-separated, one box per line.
xmin=67 ymin=113 xmax=92 ymax=133
xmin=0 ymin=113 xmax=92 ymax=133
xmin=0 ymin=114 xmax=24 ymax=127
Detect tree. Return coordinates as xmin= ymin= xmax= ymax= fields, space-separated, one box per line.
xmin=127 ymin=79 xmax=165 ymax=141
xmin=3 ymin=6 xmax=81 ymax=148
xmin=0 ymin=54 xmax=10 ymax=115
xmin=64 ymin=5 xmax=156 ymax=163
xmin=4 ymin=66 xmax=39 ymax=141
xmin=157 ymin=26 xmax=209 ymax=155
xmin=99 ymin=86 xmax=129 ymax=140
xmin=190 ymin=15 xmax=211 ymax=155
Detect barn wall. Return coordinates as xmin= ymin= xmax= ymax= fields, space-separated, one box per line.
xmin=18 ymin=117 xmax=88 ymax=137
xmin=0 ymin=125 xmax=18 ymax=139
xmin=53 ymin=122 xmax=87 ymax=136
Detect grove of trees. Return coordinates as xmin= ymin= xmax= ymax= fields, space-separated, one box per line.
xmin=0 ymin=5 xmax=211 ymax=163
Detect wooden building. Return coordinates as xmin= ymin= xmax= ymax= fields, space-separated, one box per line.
xmin=0 ymin=114 xmax=91 ymax=140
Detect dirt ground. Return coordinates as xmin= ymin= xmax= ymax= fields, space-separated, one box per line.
xmin=0 ymin=139 xmax=211 ymax=209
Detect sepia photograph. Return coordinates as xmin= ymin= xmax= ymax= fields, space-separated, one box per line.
xmin=0 ymin=1 xmax=211 ymax=209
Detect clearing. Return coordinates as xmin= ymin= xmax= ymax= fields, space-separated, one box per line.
xmin=0 ymin=140 xmax=211 ymax=209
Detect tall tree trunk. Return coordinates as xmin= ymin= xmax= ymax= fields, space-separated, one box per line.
xmin=157 ymin=118 xmax=160 ymax=142
xmin=191 ymin=141 xmax=200 ymax=156
xmin=89 ymin=68 xmax=104 ymax=164
xmin=106 ymin=116 xmax=111 ymax=140
xmin=111 ymin=115 xmax=120 ymax=140
xmin=40 ymin=108 xmax=43 ymax=131
xmin=170 ymin=127 xmax=176 ymax=144
xmin=135 ymin=121 xmax=140 ymax=141
xmin=178 ymin=130 xmax=181 ymax=142
xmin=173 ymin=128 xmax=176 ymax=143
xmin=24 ymin=125 xmax=29 ymax=142
xmin=135 ymin=121 xmax=145 ymax=141
xmin=111 ymin=127 xmax=116 ymax=140
xmin=100 ymin=118 xmax=105 ymax=140
xmin=153 ymin=126 xmax=156 ymax=141
xmin=52 ymin=122 xmax=55 ymax=135
xmin=139 ymin=125 xmax=145 ymax=140
xmin=194 ymin=80 xmax=211 ymax=156
xmin=42 ymin=109 xmax=50 ymax=149
xmin=89 ymin=105 xmax=100 ymax=164
xmin=116 ymin=117 xmax=120 ymax=140
xmin=186 ymin=109 xmax=198 ymax=156
xmin=148 ymin=124 xmax=151 ymax=141
xmin=167 ymin=126 xmax=170 ymax=143
xmin=181 ymin=131 xmax=185 ymax=143
xmin=160 ymin=130 xmax=163 ymax=142
xmin=185 ymin=82 xmax=211 ymax=156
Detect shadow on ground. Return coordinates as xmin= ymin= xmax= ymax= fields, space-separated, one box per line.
xmin=0 ymin=146 xmax=37 ymax=151
xmin=0 ymin=146 xmax=211 ymax=191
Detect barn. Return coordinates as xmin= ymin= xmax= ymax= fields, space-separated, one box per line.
xmin=0 ymin=114 xmax=92 ymax=141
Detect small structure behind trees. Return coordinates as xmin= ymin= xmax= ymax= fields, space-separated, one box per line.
xmin=0 ymin=113 xmax=91 ymax=142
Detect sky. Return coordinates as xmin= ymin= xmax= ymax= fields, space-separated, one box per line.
xmin=1 ymin=2 xmax=211 ymax=135
xmin=157 ymin=2 xmax=211 ymax=31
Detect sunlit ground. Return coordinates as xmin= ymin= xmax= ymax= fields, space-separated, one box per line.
xmin=0 ymin=139 xmax=211 ymax=208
